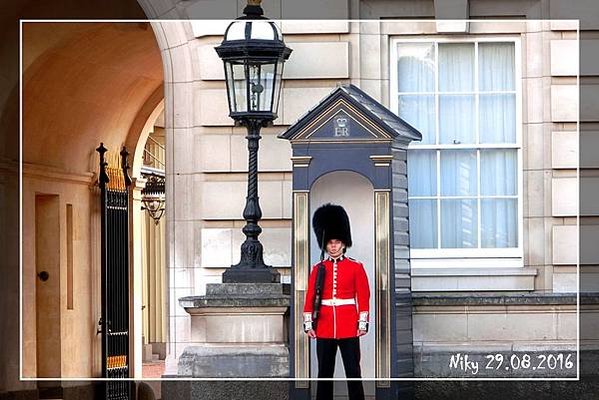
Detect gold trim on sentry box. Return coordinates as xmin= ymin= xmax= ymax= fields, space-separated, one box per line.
xmin=375 ymin=190 xmax=391 ymax=388
xmin=294 ymin=191 xmax=310 ymax=388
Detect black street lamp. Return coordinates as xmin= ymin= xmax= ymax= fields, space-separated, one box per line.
xmin=215 ymin=0 xmax=292 ymax=283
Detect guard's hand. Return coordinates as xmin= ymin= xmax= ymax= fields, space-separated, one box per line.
xmin=358 ymin=329 xmax=367 ymax=337
xmin=307 ymin=329 xmax=317 ymax=338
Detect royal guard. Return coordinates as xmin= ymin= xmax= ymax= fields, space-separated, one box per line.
xmin=303 ymin=203 xmax=370 ymax=400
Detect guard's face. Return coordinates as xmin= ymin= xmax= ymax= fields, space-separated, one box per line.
xmin=326 ymin=239 xmax=345 ymax=257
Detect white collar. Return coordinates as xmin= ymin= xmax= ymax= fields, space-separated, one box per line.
xmin=327 ymin=254 xmax=346 ymax=262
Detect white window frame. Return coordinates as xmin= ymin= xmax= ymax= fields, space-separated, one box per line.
xmin=390 ymin=36 xmax=523 ymax=266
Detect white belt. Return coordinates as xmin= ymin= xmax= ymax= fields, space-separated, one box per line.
xmin=321 ymin=298 xmax=355 ymax=306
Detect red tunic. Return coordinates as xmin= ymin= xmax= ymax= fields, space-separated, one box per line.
xmin=303 ymin=255 xmax=370 ymax=339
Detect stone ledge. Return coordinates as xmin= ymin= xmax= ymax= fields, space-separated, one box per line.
xmin=411 ymin=293 xmax=577 ymax=306
xmin=206 ymin=283 xmax=290 ymax=296
xmin=179 ymin=283 xmax=291 ymax=309
xmin=179 ymin=296 xmax=290 ymax=309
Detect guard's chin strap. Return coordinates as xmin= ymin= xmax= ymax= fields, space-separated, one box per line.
xmin=320 ymin=230 xmax=326 ymax=261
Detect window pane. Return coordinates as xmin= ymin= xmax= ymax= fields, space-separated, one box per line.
xmin=441 ymin=199 xmax=478 ymax=248
xmin=439 ymin=43 xmax=474 ymax=92
xmin=397 ymin=43 xmax=435 ymax=93
xmin=479 ymin=42 xmax=515 ymax=91
xmin=408 ymin=151 xmax=437 ymax=196
xmin=409 ymin=199 xmax=438 ymax=248
xmin=440 ymin=150 xmax=477 ymax=196
xmin=479 ymin=94 xmax=516 ymax=143
xmin=439 ymin=95 xmax=475 ymax=144
xmin=399 ymin=95 xmax=435 ymax=144
xmin=481 ymin=199 xmax=518 ymax=248
xmin=480 ymin=150 xmax=517 ymax=196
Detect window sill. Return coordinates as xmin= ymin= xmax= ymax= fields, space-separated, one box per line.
xmin=410 ymin=256 xmax=523 ymax=269
xmin=411 ymin=267 xmax=537 ymax=292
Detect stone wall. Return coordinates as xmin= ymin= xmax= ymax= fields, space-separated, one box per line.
xmin=155 ymin=16 xmax=582 ymax=373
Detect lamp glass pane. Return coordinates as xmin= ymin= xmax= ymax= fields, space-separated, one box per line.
xmin=250 ymin=21 xmax=275 ymax=40
xmin=272 ymin=60 xmax=284 ymax=115
xmin=226 ymin=21 xmax=246 ymax=40
xmin=224 ymin=62 xmax=236 ymax=112
xmin=231 ymin=62 xmax=247 ymax=113
xmin=248 ymin=62 xmax=275 ymax=112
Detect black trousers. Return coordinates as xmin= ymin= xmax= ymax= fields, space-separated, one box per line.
xmin=316 ymin=337 xmax=365 ymax=400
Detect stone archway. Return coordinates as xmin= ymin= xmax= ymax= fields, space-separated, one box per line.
xmin=147 ymin=19 xmax=199 ymax=374
xmin=21 ymin=21 xmax=164 ymax=378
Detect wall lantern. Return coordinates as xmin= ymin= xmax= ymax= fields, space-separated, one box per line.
xmin=141 ymin=167 xmax=165 ymax=225
xmin=215 ymin=0 xmax=291 ymax=121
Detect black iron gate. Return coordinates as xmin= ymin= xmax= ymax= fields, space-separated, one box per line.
xmin=97 ymin=143 xmax=132 ymax=399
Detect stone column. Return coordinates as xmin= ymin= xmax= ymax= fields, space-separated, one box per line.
xmin=130 ymin=177 xmax=147 ymax=378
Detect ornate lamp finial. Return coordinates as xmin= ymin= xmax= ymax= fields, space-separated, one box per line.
xmin=243 ymin=0 xmax=264 ymax=17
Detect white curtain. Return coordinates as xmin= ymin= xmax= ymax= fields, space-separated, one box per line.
xmin=397 ymin=43 xmax=435 ymax=144
xmin=439 ymin=43 xmax=475 ymax=144
xmin=480 ymin=150 xmax=518 ymax=247
xmin=439 ymin=43 xmax=474 ymax=91
xmin=407 ymin=151 xmax=437 ymax=248
xmin=479 ymin=94 xmax=516 ymax=143
xmin=401 ymin=42 xmax=517 ymax=249
xmin=409 ymin=199 xmax=438 ymax=248
xmin=478 ymin=43 xmax=517 ymax=248
xmin=440 ymin=151 xmax=478 ymax=248
xmin=480 ymin=150 xmax=517 ymax=196
xmin=479 ymin=42 xmax=515 ymax=91
xmin=408 ymin=150 xmax=436 ymax=196
xmin=441 ymin=199 xmax=478 ymax=248
xmin=479 ymin=42 xmax=516 ymax=143
xmin=399 ymin=95 xmax=435 ymax=144
xmin=397 ymin=43 xmax=434 ymax=92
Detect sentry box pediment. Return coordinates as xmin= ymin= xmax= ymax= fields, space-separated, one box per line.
xmin=278 ymin=84 xmax=422 ymax=190
xmin=279 ymin=84 xmax=421 ymax=145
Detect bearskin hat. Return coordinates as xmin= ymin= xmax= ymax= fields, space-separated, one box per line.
xmin=312 ymin=203 xmax=352 ymax=250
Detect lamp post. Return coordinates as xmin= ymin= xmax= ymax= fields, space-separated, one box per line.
xmin=174 ymin=4 xmax=292 ymax=383
xmin=215 ymin=0 xmax=292 ymax=283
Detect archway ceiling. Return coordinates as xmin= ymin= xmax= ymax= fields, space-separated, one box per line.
xmin=23 ymin=22 xmax=163 ymax=173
